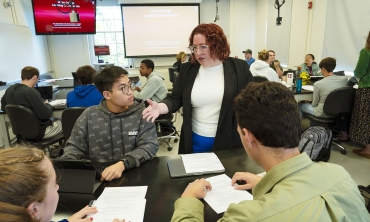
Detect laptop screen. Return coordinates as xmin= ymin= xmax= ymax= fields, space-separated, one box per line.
xmin=34 ymin=86 xmax=53 ymax=100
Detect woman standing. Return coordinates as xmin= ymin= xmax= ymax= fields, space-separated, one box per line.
xmin=350 ymin=31 xmax=370 ymax=158
xmin=297 ymin=54 xmax=321 ymax=76
xmin=143 ymin=23 xmax=254 ymax=154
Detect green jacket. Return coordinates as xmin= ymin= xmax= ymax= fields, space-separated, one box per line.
xmin=354 ymin=47 xmax=370 ymax=88
xmin=171 ymin=153 xmax=369 ymax=222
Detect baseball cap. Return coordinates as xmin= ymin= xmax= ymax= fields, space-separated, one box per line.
xmin=242 ymin=49 xmax=252 ymax=54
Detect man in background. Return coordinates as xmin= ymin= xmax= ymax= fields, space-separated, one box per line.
xmin=67 ymin=65 xmax=103 ymax=107
xmin=171 ymin=82 xmax=369 ymax=221
xmin=134 ymin=59 xmax=168 ymax=103
xmin=268 ymin=50 xmax=283 ymax=78
xmin=242 ymin=49 xmax=255 ymax=67
xmin=1 ymin=66 xmax=62 ymax=139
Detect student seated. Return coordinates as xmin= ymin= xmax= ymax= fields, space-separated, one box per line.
xmin=0 ymin=147 xmax=125 ymax=222
xmin=298 ymin=57 xmax=347 ymax=118
xmin=61 ymin=66 xmax=159 ymax=181
xmin=297 ymin=54 xmax=322 ymax=77
xmin=268 ymin=50 xmax=283 ymax=78
xmin=133 ymin=59 xmax=168 ymax=103
xmin=1 ymin=66 xmax=62 ymax=139
xmin=249 ymin=50 xmax=280 ymax=82
xmin=67 ymin=65 xmax=103 ymax=107
xmin=171 ymin=82 xmax=370 ymax=221
xmin=173 ymin=51 xmax=187 ymax=73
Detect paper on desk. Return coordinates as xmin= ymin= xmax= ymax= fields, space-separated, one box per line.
xmin=181 ymin=152 xmax=225 ymax=174
xmin=302 ymin=85 xmax=314 ymax=91
xmin=204 ymin=174 xmax=253 ymax=214
xmin=91 ymin=186 xmax=148 ymax=222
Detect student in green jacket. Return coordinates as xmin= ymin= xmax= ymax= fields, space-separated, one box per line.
xmin=171 ymin=82 xmax=370 ymax=222
xmin=350 ymin=30 xmax=370 ymax=158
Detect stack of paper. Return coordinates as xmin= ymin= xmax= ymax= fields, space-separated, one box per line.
xmin=91 ymin=186 xmax=147 ymax=222
xmin=181 ymin=153 xmax=225 ymax=174
xmin=204 ymin=174 xmax=253 ymax=214
xmin=302 ymin=85 xmax=314 ymax=91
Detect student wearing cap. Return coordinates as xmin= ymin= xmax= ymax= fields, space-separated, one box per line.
xmin=243 ymin=49 xmax=255 ymax=67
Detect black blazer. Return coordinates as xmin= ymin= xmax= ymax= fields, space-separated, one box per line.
xmin=162 ymin=57 xmax=254 ymax=154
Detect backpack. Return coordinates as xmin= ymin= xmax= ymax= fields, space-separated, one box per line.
xmin=298 ymin=126 xmax=332 ymax=162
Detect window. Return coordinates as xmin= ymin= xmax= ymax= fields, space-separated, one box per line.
xmin=93 ymin=6 xmax=131 ymax=67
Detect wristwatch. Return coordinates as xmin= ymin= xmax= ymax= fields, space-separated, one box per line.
xmin=121 ymin=158 xmax=130 ymax=171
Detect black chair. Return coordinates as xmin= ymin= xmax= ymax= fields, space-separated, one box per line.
xmin=155 ymin=113 xmax=180 ymax=151
xmin=334 ymin=70 xmax=345 ymax=76
xmin=302 ymin=87 xmax=356 ymax=154
xmin=253 ymin=76 xmax=269 ymax=83
xmin=5 ymin=104 xmax=64 ymax=153
xmin=168 ymin=68 xmax=179 ymax=87
xmin=61 ymin=107 xmax=86 ymax=142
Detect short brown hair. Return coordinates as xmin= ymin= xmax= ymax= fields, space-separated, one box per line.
xmin=0 ymin=147 xmax=49 ymax=221
xmin=21 ymin=66 xmax=39 ymax=80
xmin=176 ymin=51 xmax=186 ymax=62
xmin=319 ymin=57 xmax=336 ymax=73
xmin=258 ymin=50 xmax=270 ymax=61
xmin=234 ymin=82 xmax=301 ymax=148
xmin=189 ymin=23 xmax=230 ymax=63
xmin=76 ymin=65 xmax=97 ymax=85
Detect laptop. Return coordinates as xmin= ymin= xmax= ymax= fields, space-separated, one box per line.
xmin=53 ymin=159 xmax=102 ymax=194
xmin=167 ymin=156 xmax=225 ymax=178
xmin=34 ymin=86 xmax=53 ymax=100
xmin=72 ymin=72 xmax=81 ymax=87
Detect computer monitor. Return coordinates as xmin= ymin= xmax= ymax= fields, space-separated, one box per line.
xmin=34 ymin=86 xmax=53 ymax=100
xmin=72 ymin=72 xmax=81 ymax=87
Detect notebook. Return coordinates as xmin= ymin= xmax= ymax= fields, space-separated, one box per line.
xmin=167 ymin=156 xmax=225 ymax=178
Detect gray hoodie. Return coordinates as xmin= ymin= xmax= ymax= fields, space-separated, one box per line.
xmin=61 ymin=99 xmax=159 ymax=168
xmin=134 ymin=71 xmax=168 ymax=102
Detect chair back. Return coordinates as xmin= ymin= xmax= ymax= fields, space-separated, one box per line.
xmin=61 ymin=107 xmax=86 ymax=140
xmin=333 ymin=70 xmax=345 ymax=76
xmin=168 ymin=68 xmax=176 ymax=83
xmin=254 ymin=76 xmax=268 ymax=83
xmin=5 ymin=105 xmax=41 ymax=139
xmin=323 ymin=87 xmax=356 ymax=117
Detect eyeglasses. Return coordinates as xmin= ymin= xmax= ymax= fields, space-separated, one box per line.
xmin=189 ymin=45 xmax=209 ymax=53
xmin=109 ymin=81 xmax=134 ymax=95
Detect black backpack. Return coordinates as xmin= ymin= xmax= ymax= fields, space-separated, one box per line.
xmin=298 ymin=126 xmax=333 ymax=162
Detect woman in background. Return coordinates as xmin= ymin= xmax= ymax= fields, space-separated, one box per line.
xmin=350 ymin=31 xmax=370 ymax=158
xmin=173 ymin=51 xmax=187 ymax=73
xmin=143 ymin=23 xmax=254 ymax=154
xmin=297 ymin=54 xmax=321 ymax=76
xmin=249 ymin=50 xmax=280 ymax=82
xmin=0 ymin=147 xmax=123 ymax=222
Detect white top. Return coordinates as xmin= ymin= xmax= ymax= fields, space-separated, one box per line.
xmin=191 ymin=64 xmax=224 ymax=137
xmin=250 ymin=60 xmax=280 ymax=82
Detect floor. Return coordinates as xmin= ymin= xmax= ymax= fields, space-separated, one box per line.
xmin=157 ymin=113 xmax=370 ymax=186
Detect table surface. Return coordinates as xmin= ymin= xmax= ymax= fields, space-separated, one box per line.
xmin=57 ymin=148 xmax=264 ymax=221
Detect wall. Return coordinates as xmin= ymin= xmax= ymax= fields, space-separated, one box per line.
xmin=0 ymin=0 xmax=51 ymax=83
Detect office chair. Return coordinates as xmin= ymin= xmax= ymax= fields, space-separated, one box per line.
xmin=168 ymin=68 xmax=179 ymax=87
xmin=253 ymin=76 xmax=269 ymax=83
xmin=5 ymin=104 xmax=64 ymax=154
xmin=155 ymin=113 xmax=180 ymax=151
xmin=333 ymin=70 xmax=345 ymax=76
xmin=302 ymin=87 xmax=356 ymax=154
xmin=61 ymin=107 xmax=86 ymax=142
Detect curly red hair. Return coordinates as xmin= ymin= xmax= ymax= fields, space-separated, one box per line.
xmin=188 ymin=23 xmax=230 ymax=63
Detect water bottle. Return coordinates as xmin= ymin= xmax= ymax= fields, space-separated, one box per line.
xmin=296 ymin=77 xmax=302 ymax=93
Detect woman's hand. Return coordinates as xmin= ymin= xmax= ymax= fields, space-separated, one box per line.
xmin=67 ymin=206 xmax=98 ymax=222
xmin=142 ymin=99 xmax=161 ymax=123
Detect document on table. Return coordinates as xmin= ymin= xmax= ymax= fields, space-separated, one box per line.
xmin=302 ymin=85 xmax=314 ymax=91
xmin=204 ymin=174 xmax=253 ymax=214
xmin=91 ymin=186 xmax=147 ymax=222
xmin=180 ymin=152 xmax=225 ymax=174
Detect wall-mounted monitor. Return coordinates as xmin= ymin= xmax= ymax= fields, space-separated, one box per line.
xmin=31 ymin=0 xmax=96 ymax=35
xmin=94 ymin=45 xmax=110 ymax=56
xmin=120 ymin=4 xmax=200 ymax=58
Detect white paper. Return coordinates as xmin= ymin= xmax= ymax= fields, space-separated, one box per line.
xmin=302 ymin=85 xmax=314 ymax=91
xmin=180 ymin=153 xmax=225 ymax=174
xmin=90 ymin=186 xmax=148 ymax=222
xmin=204 ymin=174 xmax=253 ymax=214
xmin=49 ymin=99 xmax=66 ymax=107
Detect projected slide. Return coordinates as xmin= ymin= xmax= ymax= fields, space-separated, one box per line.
xmin=31 ymin=0 xmax=96 ymax=35
xmin=121 ymin=4 xmax=199 ymax=57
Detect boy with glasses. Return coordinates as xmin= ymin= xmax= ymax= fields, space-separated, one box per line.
xmin=61 ymin=66 xmax=159 ymax=181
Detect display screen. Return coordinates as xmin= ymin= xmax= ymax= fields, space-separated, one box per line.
xmin=121 ymin=4 xmax=200 ymax=57
xmin=31 ymin=0 xmax=96 ymax=35
xmin=94 ymin=45 xmax=110 ymax=56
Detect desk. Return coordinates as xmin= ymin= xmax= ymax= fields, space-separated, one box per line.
xmin=56 ymin=149 xmax=264 ymax=221
xmin=290 ymin=87 xmax=313 ymax=102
